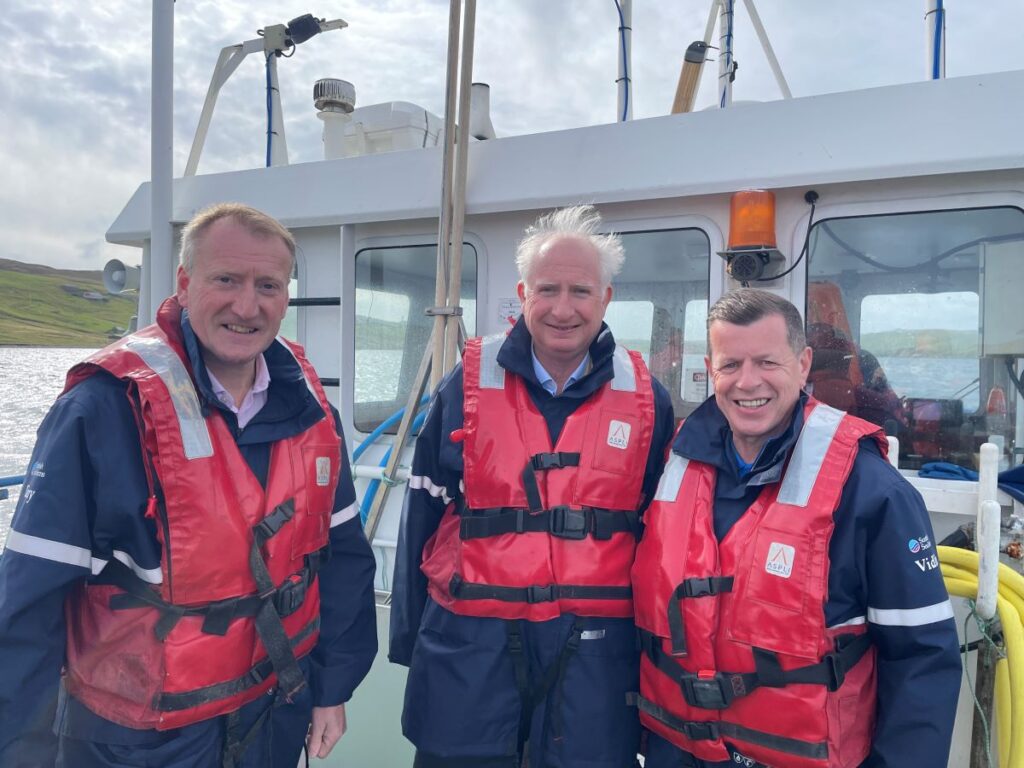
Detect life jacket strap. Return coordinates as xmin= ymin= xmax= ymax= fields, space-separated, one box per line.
xmin=520 ymin=453 xmax=580 ymax=514
xmin=667 ymin=577 xmax=734 ymax=656
xmin=155 ymin=618 xmax=319 ymax=713
xmin=449 ymin=573 xmax=632 ymax=604
xmin=626 ymin=691 xmax=829 ymax=761
xmin=639 ymin=628 xmax=872 ymax=710
xmin=458 ymin=505 xmax=640 ymax=541
xmin=505 ymin=618 xmax=585 ymax=761
xmin=105 ymin=550 xmax=323 ymax=639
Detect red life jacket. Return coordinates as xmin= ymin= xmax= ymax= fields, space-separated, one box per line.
xmin=631 ymin=399 xmax=885 ymax=768
xmin=421 ymin=333 xmax=655 ymax=621
xmin=61 ymin=298 xmax=340 ymax=731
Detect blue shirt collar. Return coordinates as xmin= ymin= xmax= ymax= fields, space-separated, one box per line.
xmin=531 ymin=348 xmax=590 ymax=396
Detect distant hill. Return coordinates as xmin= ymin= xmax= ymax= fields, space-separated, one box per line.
xmin=0 ymin=258 xmax=137 ymax=347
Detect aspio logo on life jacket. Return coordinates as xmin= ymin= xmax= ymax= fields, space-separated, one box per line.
xmin=607 ymin=419 xmax=632 ymax=449
xmin=765 ymin=542 xmax=795 ymax=578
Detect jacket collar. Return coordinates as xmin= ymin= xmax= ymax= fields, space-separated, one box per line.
xmin=496 ymin=316 xmax=617 ymax=400
xmin=675 ymin=392 xmax=809 ymax=487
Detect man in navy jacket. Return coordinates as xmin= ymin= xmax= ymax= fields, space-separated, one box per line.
xmin=390 ymin=205 xmax=675 ymax=768
xmin=634 ymin=288 xmax=960 ymax=768
xmin=0 ymin=203 xmax=376 ymax=767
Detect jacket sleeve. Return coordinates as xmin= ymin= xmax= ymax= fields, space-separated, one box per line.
xmin=388 ymin=368 xmax=464 ymax=667
xmin=0 ymin=375 xmax=154 ymax=764
xmin=828 ymin=442 xmax=961 ymax=768
xmin=309 ymin=409 xmax=378 ymax=706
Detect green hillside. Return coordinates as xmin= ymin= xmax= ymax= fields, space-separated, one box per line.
xmin=0 ymin=259 xmax=137 ymax=347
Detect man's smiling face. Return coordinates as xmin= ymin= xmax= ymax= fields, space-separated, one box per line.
xmin=517 ymin=235 xmax=611 ymax=374
xmin=706 ymin=313 xmax=812 ymax=463
xmin=176 ymin=216 xmax=291 ymax=385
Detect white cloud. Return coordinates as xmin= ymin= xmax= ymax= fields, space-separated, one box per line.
xmin=1 ymin=0 xmax=1021 ymax=269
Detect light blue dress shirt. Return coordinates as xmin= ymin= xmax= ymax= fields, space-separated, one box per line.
xmin=531 ymin=348 xmax=590 ymax=396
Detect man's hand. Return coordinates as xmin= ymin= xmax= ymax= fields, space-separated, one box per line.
xmin=307 ymin=703 xmax=347 ymax=759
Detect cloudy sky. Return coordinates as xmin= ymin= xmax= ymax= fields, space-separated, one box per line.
xmin=2 ymin=0 xmax=1022 ymax=271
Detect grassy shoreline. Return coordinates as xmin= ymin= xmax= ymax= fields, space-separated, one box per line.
xmin=0 ymin=258 xmax=136 ymax=347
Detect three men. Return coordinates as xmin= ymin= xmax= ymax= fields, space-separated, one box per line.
xmin=632 ymin=288 xmax=961 ymax=767
xmin=390 ymin=205 xmax=676 ymax=767
xmin=0 ymin=203 xmax=377 ymax=767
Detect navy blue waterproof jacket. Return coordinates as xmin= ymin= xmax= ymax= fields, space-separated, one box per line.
xmin=389 ymin=318 xmax=676 ymax=665
xmin=664 ymin=393 xmax=961 ymax=768
xmin=0 ymin=315 xmax=377 ymax=765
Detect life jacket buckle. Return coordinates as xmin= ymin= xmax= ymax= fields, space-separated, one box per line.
xmin=526 ymin=584 xmax=555 ymax=603
xmin=548 ymin=506 xmax=588 ymax=540
xmin=823 ymin=651 xmax=846 ymax=691
xmin=681 ymin=670 xmax=740 ymax=710
xmin=273 ymin=573 xmax=308 ymax=618
xmin=681 ymin=719 xmax=720 ymax=741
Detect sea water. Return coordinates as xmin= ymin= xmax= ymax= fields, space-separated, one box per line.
xmin=0 ymin=347 xmax=93 ymax=549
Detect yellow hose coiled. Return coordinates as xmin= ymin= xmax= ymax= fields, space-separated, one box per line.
xmin=939 ymin=545 xmax=1024 ymax=768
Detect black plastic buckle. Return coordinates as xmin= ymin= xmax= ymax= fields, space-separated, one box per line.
xmin=823 ymin=652 xmax=845 ymax=692
xmin=549 ymin=506 xmax=589 ymax=540
xmin=527 ymin=585 xmax=555 ymax=603
xmin=254 ymin=519 xmax=277 ymax=544
xmin=681 ymin=672 xmax=735 ymax=710
xmin=682 ymin=578 xmax=714 ymax=597
xmin=273 ymin=574 xmax=308 ymax=618
xmin=682 ymin=719 xmax=720 ymax=741
xmin=532 ymin=453 xmax=564 ymax=471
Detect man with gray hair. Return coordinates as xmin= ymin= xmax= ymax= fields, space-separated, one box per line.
xmin=390 ymin=204 xmax=675 ymax=767
xmin=631 ymin=288 xmax=961 ymax=767
xmin=0 ymin=203 xmax=377 ymax=767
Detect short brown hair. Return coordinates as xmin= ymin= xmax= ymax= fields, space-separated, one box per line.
xmin=707 ymin=288 xmax=806 ymax=354
xmin=179 ymin=203 xmax=296 ymax=274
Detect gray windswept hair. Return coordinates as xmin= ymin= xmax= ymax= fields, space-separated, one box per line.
xmin=707 ymin=288 xmax=807 ymax=354
xmin=179 ymin=202 xmax=296 ymax=274
xmin=515 ymin=205 xmax=624 ymax=288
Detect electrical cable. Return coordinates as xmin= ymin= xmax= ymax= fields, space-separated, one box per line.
xmin=755 ymin=190 xmax=817 ymax=282
xmin=819 ymin=225 xmax=1024 ymax=275
xmin=613 ymin=0 xmax=630 ymax=121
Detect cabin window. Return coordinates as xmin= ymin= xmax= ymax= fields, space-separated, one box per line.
xmin=280 ymin=276 xmax=299 ymax=340
xmin=354 ymin=243 xmax=477 ymax=433
xmin=805 ymin=206 xmax=1024 ymax=470
xmin=614 ymin=228 xmax=711 ymax=419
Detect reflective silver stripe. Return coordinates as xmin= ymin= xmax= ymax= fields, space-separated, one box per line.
xmin=776 ymin=403 xmax=844 ymax=507
xmin=868 ymin=600 xmax=955 ymax=627
xmin=408 ymin=474 xmax=453 ymax=505
xmin=4 ymin=529 xmax=92 ymax=569
xmin=653 ymin=454 xmax=689 ymax=503
xmin=478 ymin=333 xmax=506 ymax=390
xmin=609 ymin=346 xmax=637 ymax=392
xmin=828 ymin=614 xmax=866 ymax=629
xmin=124 ymin=336 xmax=213 ymax=460
xmin=108 ymin=550 xmax=163 ymax=584
xmin=331 ymin=502 xmax=358 ymax=527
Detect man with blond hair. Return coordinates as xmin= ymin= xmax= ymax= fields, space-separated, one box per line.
xmin=0 ymin=203 xmax=376 ymax=767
